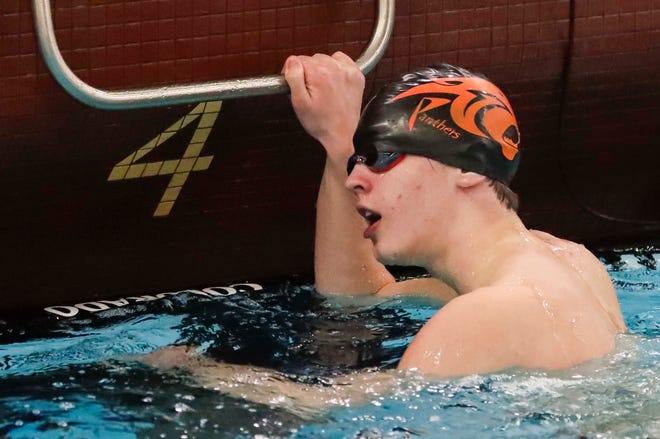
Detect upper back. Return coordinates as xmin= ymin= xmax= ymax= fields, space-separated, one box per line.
xmin=491 ymin=230 xmax=627 ymax=368
xmin=527 ymin=230 xmax=625 ymax=332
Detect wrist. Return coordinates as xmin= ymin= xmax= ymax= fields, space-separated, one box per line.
xmin=324 ymin=148 xmax=353 ymax=172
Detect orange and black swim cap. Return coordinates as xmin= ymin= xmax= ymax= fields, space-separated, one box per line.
xmin=353 ymin=65 xmax=521 ymax=183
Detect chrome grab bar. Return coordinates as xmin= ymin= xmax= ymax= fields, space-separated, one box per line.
xmin=32 ymin=0 xmax=394 ymax=110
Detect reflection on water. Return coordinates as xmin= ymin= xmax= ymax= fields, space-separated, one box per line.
xmin=0 ymin=252 xmax=658 ymax=438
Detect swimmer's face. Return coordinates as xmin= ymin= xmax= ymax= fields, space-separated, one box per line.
xmin=346 ymin=155 xmax=455 ymax=266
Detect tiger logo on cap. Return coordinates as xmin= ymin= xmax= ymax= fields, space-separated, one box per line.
xmin=389 ymin=77 xmax=520 ymax=160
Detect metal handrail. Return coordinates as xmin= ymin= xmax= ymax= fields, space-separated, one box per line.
xmin=32 ymin=0 xmax=394 ymax=110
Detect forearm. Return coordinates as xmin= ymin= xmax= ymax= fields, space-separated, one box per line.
xmin=194 ymin=361 xmax=395 ymax=417
xmin=141 ymin=345 xmax=394 ymax=417
xmin=281 ymin=53 xmax=392 ymax=294
xmin=314 ymin=156 xmax=395 ymax=295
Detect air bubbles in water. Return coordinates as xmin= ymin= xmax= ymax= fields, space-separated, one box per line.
xmin=174 ymin=402 xmax=194 ymax=413
xmin=59 ymin=401 xmax=75 ymax=411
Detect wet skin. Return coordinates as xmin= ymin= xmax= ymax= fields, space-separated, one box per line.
xmin=283 ymin=52 xmax=626 ymax=376
xmin=140 ymin=53 xmax=628 ymax=413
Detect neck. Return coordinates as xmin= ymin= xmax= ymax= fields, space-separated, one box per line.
xmin=426 ymin=206 xmax=529 ymax=295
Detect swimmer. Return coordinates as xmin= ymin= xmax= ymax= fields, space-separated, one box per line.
xmin=142 ymin=53 xmax=626 ymax=403
xmin=282 ymin=52 xmax=626 ymax=376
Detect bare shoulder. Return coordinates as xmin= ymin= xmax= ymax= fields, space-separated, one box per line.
xmin=376 ymin=277 xmax=458 ymax=303
xmin=529 ymin=229 xmax=625 ymax=329
xmin=398 ymin=249 xmax=625 ymax=376
xmin=398 ymin=287 xmax=527 ymax=376
xmin=530 ymin=229 xmax=604 ymax=273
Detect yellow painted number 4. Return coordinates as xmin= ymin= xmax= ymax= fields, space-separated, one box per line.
xmin=108 ymin=101 xmax=222 ymax=216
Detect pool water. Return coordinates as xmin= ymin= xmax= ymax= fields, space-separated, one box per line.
xmin=0 ymin=250 xmax=658 ymax=438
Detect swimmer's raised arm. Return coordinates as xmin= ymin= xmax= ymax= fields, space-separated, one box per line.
xmin=283 ymin=53 xmax=395 ymax=295
xmin=283 ymin=53 xmax=457 ymax=302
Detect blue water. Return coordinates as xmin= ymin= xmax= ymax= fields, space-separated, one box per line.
xmin=0 ymin=250 xmax=658 ymax=438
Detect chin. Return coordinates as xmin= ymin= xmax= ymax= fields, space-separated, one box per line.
xmin=372 ymin=243 xmax=392 ymax=265
xmin=373 ymin=243 xmax=410 ymax=267
xmin=375 ymin=242 xmax=427 ymax=269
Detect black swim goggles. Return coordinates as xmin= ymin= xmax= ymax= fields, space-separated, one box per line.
xmin=346 ymin=150 xmax=405 ymax=175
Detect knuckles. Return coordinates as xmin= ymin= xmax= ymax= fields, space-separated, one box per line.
xmin=298 ymin=53 xmax=363 ymax=85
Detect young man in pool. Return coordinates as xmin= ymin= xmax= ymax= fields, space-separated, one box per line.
xmin=144 ymin=53 xmax=625 ymax=387
xmin=281 ymin=52 xmax=626 ymax=376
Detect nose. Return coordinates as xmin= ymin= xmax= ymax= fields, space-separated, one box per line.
xmin=345 ymin=163 xmax=373 ymax=193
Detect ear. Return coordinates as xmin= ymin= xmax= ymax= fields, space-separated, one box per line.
xmin=456 ymin=170 xmax=487 ymax=188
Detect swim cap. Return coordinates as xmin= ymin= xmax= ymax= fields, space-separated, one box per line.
xmin=353 ymin=65 xmax=521 ymax=183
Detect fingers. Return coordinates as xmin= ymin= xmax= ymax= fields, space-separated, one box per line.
xmin=331 ymin=51 xmax=357 ymax=67
xmin=284 ymin=52 xmax=356 ymax=74
xmin=281 ymin=51 xmax=364 ymax=147
xmin=284 ymin=54 xmax=342 ymax=108
xmin=310 ymin=52 xmax=359 ymax=72
xmin=283 ymin=55 xmax=310 ymax=107
xmin=331 ymin=52 xmax=365 ymax=86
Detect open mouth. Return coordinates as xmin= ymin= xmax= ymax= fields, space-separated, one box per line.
xmin=358 ymin=208 xmax=382 ymax=239
xmin=358 ymin=208 xmax=381 ymax=225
